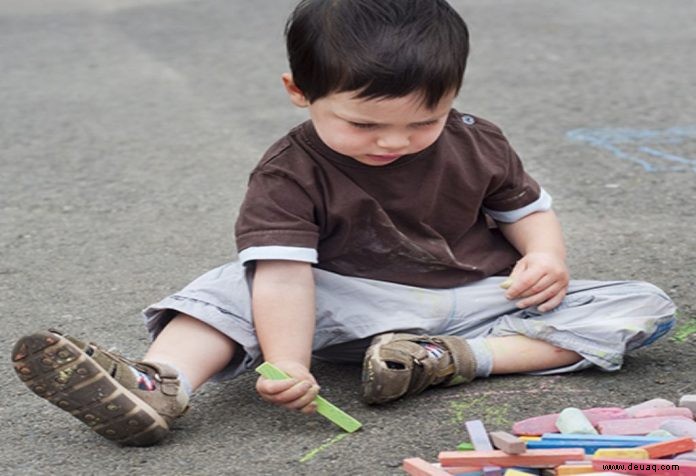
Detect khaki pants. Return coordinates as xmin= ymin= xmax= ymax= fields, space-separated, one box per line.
xmin=143 ymin=260 xmax=676 ymax=380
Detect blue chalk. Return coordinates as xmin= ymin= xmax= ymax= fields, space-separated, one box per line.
xmin=528 ymin=433 xmax=673 ymax=454
xmin=526 ymin=439 xmax=638 ymax=453
xmin=542 ymin=433 xmax=673 ymax=442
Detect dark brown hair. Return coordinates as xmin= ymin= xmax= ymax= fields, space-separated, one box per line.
xmin=285 ymin=0 xmax=470 ymax=108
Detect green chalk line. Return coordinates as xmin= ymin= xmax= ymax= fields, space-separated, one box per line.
xmin=255 ymin=362 xmax=362 ymax=433
xmin=673 ymin=319 xmax=696 ymax=342
xmin=299 ymin=433 xmax=349 ymax=463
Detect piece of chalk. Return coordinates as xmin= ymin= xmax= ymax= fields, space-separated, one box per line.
xmin=556 ymin=408 xmax=599 ymax=435
xmin=633 ymin=407 xmax=693 ymax=419
xmin=466 ymin=420 xmax=495 ymax=451
xmin=660 ymin=418 xmax=696 ymax=438
xmin=639 ymin=436 xmax=695 ymax=458
xmin=555 ymin=464 xmax=595 ymax=475
xmin=645 ymin=429 xmax=674 ymax=438
xmin=402 ymin=458 xmax=452 ymax=476
xmin=438 ymin=448 xmax=585 ymax=468
xmin=527 ymin=438 xmax=666 ymax=454
xmin=592 ymin=457 xmax=696 ymax=475
xmin=457 ymin=442 xmax=475 ymax=451
xmin=679 ymin=395 xmax=696 ymax=414
xmin=465 ymin=420 xmax=503 ymax=474
xmin=433 ymin=464 xmax=483 ymax=475
xmin=432 ymin=462 xmax=484 ymax=474
xmin=675 ymin=451 xmax=696 ymax=461
xmin=489 ymin=431 xmax=527 ymax=455
xmin=593 ymin=448 xmax=648 ymax=459
xmin=542 ymin=433 xmax=672 ymax=443
xmin=598 ymin=416 xmax=690 ymax=435
xmin=255 ymin=362 xmax=362 ymax=433
xmin=513 ymin=408 xmax=627 ymax=436
xmin=624 ymin=398 xmax=675 ymax=417
xmin=500 ymin=278 xmax=513 ymax=289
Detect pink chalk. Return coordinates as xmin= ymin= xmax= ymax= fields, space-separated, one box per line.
xmin=512 ymin=408 xmax=628 ymax=436
xmin=598 ymin=416 xmax=691 ymax=435
xmin=624 ymin=398 xmax=675 ymax=417
xmin=633 ymin=407 xmax=694 ymax=419
xmin=592 ymin=457 xmax=696 ymax=476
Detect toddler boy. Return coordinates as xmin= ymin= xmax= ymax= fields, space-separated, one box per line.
xmin=12 ymin=0 xmax=676 ymax=446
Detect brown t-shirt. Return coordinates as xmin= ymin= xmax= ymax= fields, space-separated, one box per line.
xmin=235 ymin=109 xmax=546 ymax=288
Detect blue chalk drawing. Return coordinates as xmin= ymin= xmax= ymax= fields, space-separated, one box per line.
xmin=566 ymin=125 xmax=696 ymax=172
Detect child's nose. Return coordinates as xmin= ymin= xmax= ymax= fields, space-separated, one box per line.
xmin=376 ymin=133 xmax=410 ymax=151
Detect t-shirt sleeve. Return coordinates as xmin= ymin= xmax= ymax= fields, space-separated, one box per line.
xmin=481 ymin=141 xmax=552 ymax=223
xmin=235 ymin=171 xmax=319 ymax=265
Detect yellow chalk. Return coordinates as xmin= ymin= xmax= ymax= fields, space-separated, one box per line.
xmin=556 ymin=464 xmax=595 ymax=475
xmin=504 ymin=469 xmax=536 ymax=476
xmin=593 ymin=448 xmax=649 ymax=459
xmin=500 ymin=277 xmax=513 ymax=289
xmin=518 ymin=436 xmax=542 ymax=442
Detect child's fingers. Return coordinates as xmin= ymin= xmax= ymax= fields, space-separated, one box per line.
xmin=537 ymin=289 xmax=567 ymax=313
xmin=256 ymin=376 xmax=298 ymax=397
xmin=300 ymin=400 xmax=318 ymax=415
xmin=283 ymin=383 xmax=320 ymax=411
xmin=514 ymin=274 xmax=555 ymax=300
xmin=505 ymin=268 xmax=545 ymax=299
xmin=259 ymin=379 xmax=320 ymax=408
xmin=517 ymin=283 xmax=566 ymax=310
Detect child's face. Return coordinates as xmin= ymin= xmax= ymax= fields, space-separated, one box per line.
xmin=282 ymin=74 xmax=456 ymax=167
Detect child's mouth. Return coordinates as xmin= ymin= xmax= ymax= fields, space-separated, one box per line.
xmin=366 ymin=154 xmax=402 ymax=162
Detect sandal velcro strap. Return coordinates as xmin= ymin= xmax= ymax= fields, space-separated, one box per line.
xmin=431 ymin=336 xmax=476 ymax=387
xmin=145 ymin=362 xmax=182 ymax=397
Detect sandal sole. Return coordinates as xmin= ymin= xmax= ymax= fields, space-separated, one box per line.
xmin=11 ymin=330 xmax=169 ymax=446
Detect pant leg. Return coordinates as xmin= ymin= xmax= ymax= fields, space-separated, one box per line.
xmin=444 ymin=279 xmax=677 ymax=374
xmin=142 ymin=261 xmax=259 ymax=380
xmin=141 ymin=262 xmax=458 ymax=378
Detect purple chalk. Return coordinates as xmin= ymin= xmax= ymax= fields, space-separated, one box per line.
xmin=679 ymin=394 xmax=696 ymax=414
xmin=660 ymin=418 xmax=696 ymax=438
xmin=675 ymin=451 xmax=696 ymax=462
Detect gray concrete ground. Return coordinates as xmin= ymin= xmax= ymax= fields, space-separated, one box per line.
xmin=2 ymin=0 xmax=695 ymax=474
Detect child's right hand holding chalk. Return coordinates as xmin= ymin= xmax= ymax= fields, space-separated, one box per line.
xmin=255 ymin=360 xmax=321 ymax=414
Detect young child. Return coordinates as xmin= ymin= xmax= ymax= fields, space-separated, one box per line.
xmin=12 ymin=0 xmax=676 ymax=447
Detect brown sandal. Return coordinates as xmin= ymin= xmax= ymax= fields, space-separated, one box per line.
xmin=361 ymin=333 xmax=476 ymax=404
xmin=11 ymin=329 xmax=188 ymax=446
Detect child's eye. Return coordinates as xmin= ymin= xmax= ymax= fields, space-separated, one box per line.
xmin=349 ymin=122 xmax=377 ymax=129
xmin=413 ymin=121 xmax=438 ymax=128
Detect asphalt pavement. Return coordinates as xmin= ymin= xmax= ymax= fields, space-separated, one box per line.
xmin=1 ymin=1 xmax=695 ymax=475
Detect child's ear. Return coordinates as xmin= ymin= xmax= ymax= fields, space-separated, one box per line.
xmin=281 ymin=73 xmax=310 ymax=108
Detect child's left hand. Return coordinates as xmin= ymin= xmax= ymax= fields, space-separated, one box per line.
xmin=503 ymin=251 xmax=569 ymax=312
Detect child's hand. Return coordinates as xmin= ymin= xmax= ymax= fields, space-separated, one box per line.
xmin=255 ymin=360 xmax=320 ymax=414
xmin=503 ymin=251 xmax=569 ymax=312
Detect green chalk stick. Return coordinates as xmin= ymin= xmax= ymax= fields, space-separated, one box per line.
xmin=457 ymin=441 xmax=475 ymax=451
xmin=255 ymin=362 xmax=362 ymax=433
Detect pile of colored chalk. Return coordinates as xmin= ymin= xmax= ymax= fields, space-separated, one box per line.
xmin=402 ymin=395 xmax=696 ymax=475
